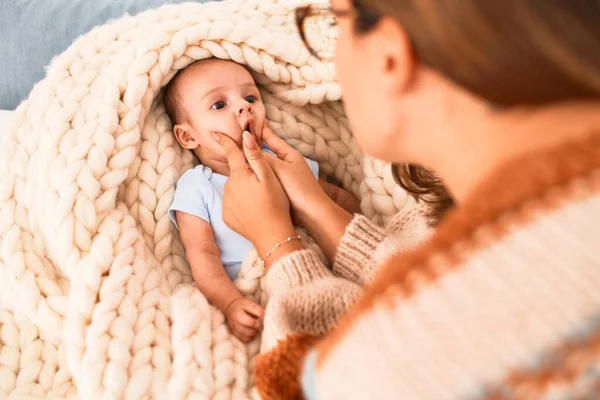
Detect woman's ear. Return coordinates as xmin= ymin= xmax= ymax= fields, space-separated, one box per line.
xmin=374 ymin=16 xmax=416 ymax=95
xmin=174 ymin=124 xmax=199 ymax=149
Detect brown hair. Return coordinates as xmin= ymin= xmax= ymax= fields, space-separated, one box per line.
xmin=394 ymin=164 xmax=453 ymax=223
xmin=163 ymin=69 xmax=188 ymax=126
xmin=163 ymin=58 xmax=224 ymax=125
xmin=351 ymin=0 xmax=600 ymax=222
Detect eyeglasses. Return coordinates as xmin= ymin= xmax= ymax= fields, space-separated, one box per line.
xmin=295 ymin=5 xmax=357 ymax=61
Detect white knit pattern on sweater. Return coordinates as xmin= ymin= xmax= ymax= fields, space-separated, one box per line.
xmin=0 ymin=1 xmax=411 ymax=398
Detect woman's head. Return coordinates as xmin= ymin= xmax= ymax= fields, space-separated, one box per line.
xmin=340 ymin=0 xmax=600 ymax=106
xmin=299 ymin=0 xmax=600 ymax=219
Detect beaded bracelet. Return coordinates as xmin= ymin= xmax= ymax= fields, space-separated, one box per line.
xmin=263 ymin=235 xmax=302 ymax=262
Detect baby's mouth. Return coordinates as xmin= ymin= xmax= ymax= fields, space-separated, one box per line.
xmin=243 ymin=120 xmax=253 ymax=135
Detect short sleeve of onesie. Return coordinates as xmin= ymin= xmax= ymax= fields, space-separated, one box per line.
xmin=168 ymin=167 xmax=214 ymax=228
xmin=305 ymin=157 xmax=319 ymax=180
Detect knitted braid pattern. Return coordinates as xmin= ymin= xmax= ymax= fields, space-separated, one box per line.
xmin=0 ymin=0 xmax=408 ymax=398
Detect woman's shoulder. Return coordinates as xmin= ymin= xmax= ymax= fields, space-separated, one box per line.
xmin=384 ymin=130 xmax=600 ymax=269
xmin=315 ymin=133 xmax=600 ymax=384
xmin=361 ymin=130 xmax=600 ymax=305
xmin=390 ymin=130 xmax=600 ymax=275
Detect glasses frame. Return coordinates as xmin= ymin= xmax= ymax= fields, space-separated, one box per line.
xmin=295 ymin=5 xmax=356 ymax=60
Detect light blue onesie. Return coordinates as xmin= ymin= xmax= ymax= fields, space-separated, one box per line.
xmin=169 ymin=146 xmax=319 ymax=281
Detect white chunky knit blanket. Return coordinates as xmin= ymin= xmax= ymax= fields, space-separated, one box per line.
xmin=0 ymin=0 xmax=413 ymax=398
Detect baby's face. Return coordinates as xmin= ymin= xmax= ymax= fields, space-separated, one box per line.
xmin=178 ymin=60 xmax=266 ymax=160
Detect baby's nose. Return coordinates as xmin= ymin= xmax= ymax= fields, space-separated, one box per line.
xmin=237 ymin=103 xmax=251 ymax=115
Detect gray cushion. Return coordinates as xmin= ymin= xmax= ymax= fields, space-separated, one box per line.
xmin=0 ymin=0 xmax=214 ymax=110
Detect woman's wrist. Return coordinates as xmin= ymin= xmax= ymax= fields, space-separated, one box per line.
xmin=294 ymin=193 xmax=353 ymax=262
xmin=264 ymin=239 xmax=305 ymax=268
xmin=293 ymin=189 xmax=332 ymax=228
xmin=254 ymin=222 xmax=299 ymax=260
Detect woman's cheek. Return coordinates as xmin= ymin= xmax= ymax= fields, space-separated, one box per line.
xmin=335 ymin=27 xmax=366 ymax=119
xmin=336 ymin=64 xmax=372 ymax=150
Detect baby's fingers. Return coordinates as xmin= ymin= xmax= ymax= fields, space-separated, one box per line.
xmin=244 ymin=302 xmax=265 ymax=320
xmin=234 ymin=325 xmax=258 ymax=343
xmin=239 ymin=312 xmax=261 ymax=329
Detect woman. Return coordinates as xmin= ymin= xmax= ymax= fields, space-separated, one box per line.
xmin=213 ymin=0 xmax=600 ymax=398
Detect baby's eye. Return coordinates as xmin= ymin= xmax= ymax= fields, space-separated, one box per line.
xmin=245 ymin=95 xmax=256 ymax=104
xmin=211 ymin=101 xmax=226 ymax=110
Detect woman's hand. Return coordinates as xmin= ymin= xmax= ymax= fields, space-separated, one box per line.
xmin=261 ymin=127 xmax=330 ymax=223
xmin=262 ymin=127 xmax=354 ymax=261
xmin=213 ymin=130 xmax=302 ymax=262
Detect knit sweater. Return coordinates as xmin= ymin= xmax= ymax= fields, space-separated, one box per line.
xmin=254 ymin=131 xmax=600 ymax=400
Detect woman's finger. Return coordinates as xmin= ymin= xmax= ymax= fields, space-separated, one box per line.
xmin=243 ymin=131 xmax=272 ymax=181
xmin=262 ymin=126 xmax=296 ymax=161
xmin=212 ymin=132 xmax=247 ymax=172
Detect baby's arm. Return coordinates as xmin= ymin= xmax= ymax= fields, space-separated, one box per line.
xmin=176 ymin=211 xmax=264 ymax=342
xmin=319 ymin=179 xmax=362 ymax=215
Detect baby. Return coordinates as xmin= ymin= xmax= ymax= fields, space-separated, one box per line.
xmin=164 ymin=58 xmax=360 ymax=342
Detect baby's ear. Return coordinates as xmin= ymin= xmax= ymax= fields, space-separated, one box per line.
xmin=174 ymin=124 xmax=199 ymax=150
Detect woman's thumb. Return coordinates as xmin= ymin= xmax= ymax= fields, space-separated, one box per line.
xmin=243 ymin=131 xmax=269 ymax=178
xmin=243 ymin=131 xmax=259 ymax=154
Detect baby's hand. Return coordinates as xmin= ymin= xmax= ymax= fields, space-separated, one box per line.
xmin=336 ymin=187 xmax=362 ymax=215
xmin=225 ymin=298 xmax=265 ymax=343
xmin=319 ymin=179 xmax=362 ymax=215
